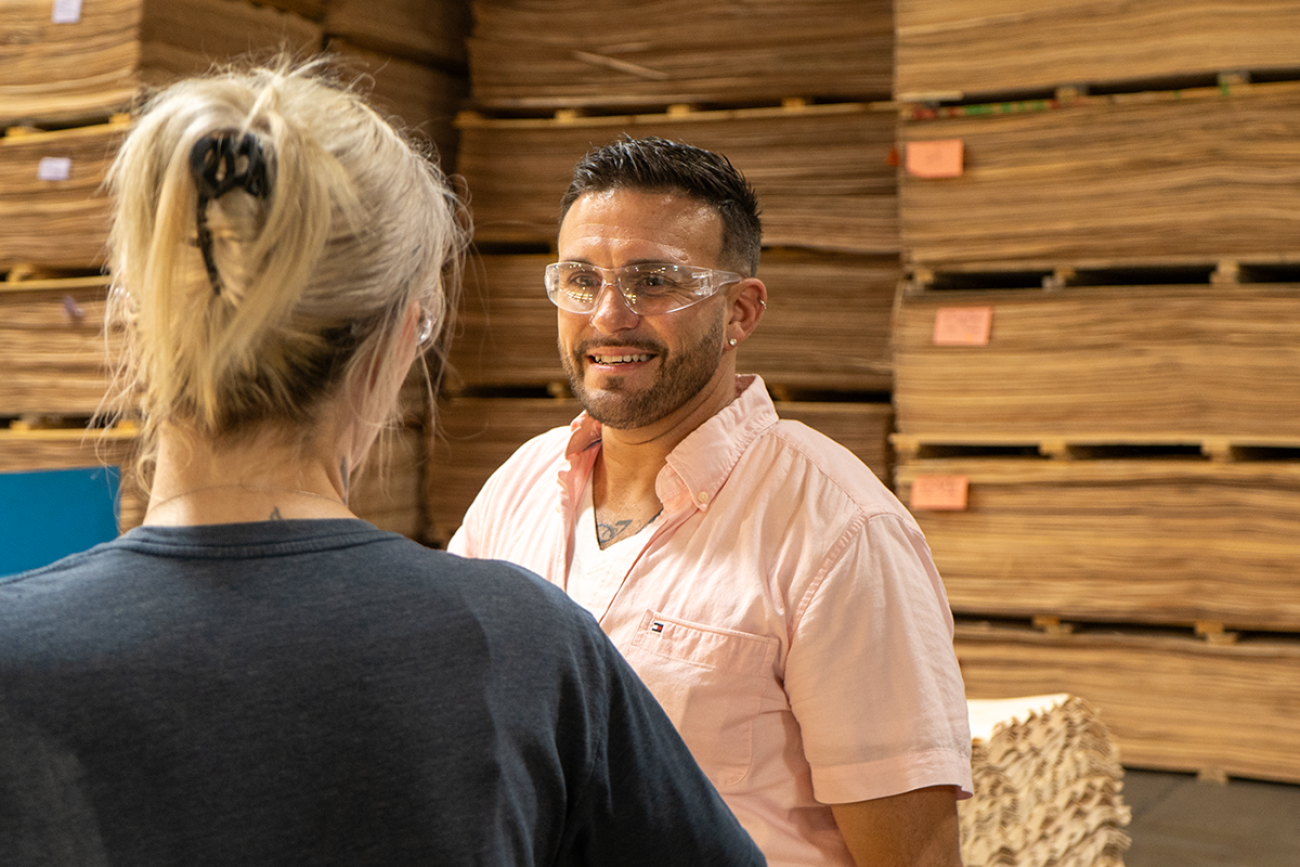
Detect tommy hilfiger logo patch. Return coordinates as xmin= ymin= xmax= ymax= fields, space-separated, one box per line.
xmin=650 ymin=621 xmax=665 ymax=633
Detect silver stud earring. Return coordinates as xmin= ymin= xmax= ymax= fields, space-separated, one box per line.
xmin=728 ymin=338 xmax=738 ymax=347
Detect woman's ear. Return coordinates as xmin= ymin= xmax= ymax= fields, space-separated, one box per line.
xmin=726 ymin=278 xmax=768 ymax=348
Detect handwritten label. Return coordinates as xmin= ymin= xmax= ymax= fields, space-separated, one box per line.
xmin=51 ymin=0 xmax=83 ymax=23
xmin=38 ymin=157 xmax=73 ymax=182
xmin=933 ymin=306 xmax=993 ymax=346
xmin=906 ymin=139 xmax=964 ymax=178
xmin=909 ymin=475 xmax=969 ymax=511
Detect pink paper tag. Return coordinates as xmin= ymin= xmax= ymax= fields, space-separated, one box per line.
xmin=909 ymin=475 xmax=969 ymax=511
xmin=52 ymin=0 xmax=83 ymax=23
xmin=933 ymin=306 xmax=993 ymax=346
xmin=906 ymin=139 xmax=964 ymax=178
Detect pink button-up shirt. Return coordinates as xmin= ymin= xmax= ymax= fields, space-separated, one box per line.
xmin=450 ymin=375 xmax=973 ymax=867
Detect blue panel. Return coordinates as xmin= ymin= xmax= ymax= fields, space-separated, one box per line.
xmin=0 ymin=467 xmax=121 ymax=577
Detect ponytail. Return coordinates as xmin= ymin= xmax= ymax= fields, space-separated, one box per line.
xmin=103 ymin=59 xmax=465 ymax=475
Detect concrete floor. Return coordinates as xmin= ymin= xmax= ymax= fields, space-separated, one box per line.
xmin=1123 ymin=769 xmax=1300 ymax=867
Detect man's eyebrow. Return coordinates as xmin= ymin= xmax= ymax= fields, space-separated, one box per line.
xmin=560 ymin=259 xmax=685 ymax=267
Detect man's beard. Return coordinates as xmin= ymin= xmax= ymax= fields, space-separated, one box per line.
xmin=561 ymin=316 xmax=724 ymax=430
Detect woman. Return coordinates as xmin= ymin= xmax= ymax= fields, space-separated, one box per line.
xmin=0 ymin=62 xmax=762 ymax=866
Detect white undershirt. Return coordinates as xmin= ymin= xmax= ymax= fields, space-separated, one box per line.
xmin=567 ymin=475 xmax=658 ymax=620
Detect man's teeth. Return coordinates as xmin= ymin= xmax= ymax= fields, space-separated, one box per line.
xmin=593 ymin=353 xmax=651 ymax=364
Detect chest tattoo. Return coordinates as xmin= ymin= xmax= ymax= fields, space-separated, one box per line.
xmin=596 ymin=518 xmax=634 ymax=545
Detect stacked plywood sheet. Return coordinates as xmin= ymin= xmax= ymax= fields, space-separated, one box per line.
xmin=898 ymin=82 xmax=1300 ymax=272
xmin=0 ymin=274 xmax=430 ymax=422
xmin=957 ymin=620 xmax=1300 ymax=785
xmin=468 ymin=0 xmax=893 ymax=109
xmin=897 ymin=458 xmax=1300 ymax=632
xmin=895 ymin=0 xmax=1300 ymax=102
xmin=449 ymin=254 xmax=564 ymax=390
xmin=962 ymin=694 xmax=1130 ymax=867
xmin=451 ymin=250 xmax=898 ymax=393
xmin=257 ymin=0 xmax=326 ymax=20
xmin=892 ymin=284 xmax=1300 ymax=440
xmin=742 ymin=251 xmax=897 ymax=393
xmin=892 ymin=4 xmax=1300 ymax=793
xmin=457 ymin=104 xmax=899 ymax=253
xmin=429 ymin=397 xmax=581 ymax=545
xmin=327 ymin=41 xmax=466 ymax=170
xmin=0 ymin=278 xmax=116 ymax=416
xmin=0 ymin=0 xmax=322 ymax=127
xmin=325 ymin=0 xmax=469 ymax=68
xmin=0 ymin=122 xmax=126 ymax=271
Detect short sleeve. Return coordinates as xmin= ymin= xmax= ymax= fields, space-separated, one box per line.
xmin=785 ymin=514 xmax=973 ymax=804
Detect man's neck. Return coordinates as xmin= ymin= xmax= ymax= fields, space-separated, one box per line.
xmin=590 ymin=371 xmax=739 ymax=544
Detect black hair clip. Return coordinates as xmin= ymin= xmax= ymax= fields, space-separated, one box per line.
xmin=189 ymin=131 xmax=271 ymax=296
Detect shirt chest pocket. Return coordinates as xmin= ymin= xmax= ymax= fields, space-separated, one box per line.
xmin=625 ymin=610 xmax=779 ymax=791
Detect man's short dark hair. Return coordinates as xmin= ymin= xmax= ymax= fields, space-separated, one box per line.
xmin=559 ymin=136 xmax=763 ymax=276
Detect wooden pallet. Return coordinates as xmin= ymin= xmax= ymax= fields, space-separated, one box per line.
xmin=892 ymin=433 xmax=1300 ymax=463
xmin=955 ymin=618 xmax=1300 ymax=785
xmin=892 ymin=284 xmax=1300 ymax=441
xmin=904 ymin=257 xmax=1300 ymax=294
xmin=898 ymin=80 xmax=1300 ymax=270
xmin=897 ymin=456 xmax=1300 ymax=632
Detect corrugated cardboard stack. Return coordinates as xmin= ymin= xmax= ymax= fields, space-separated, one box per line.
xmin=962 ymin=694 xmax=1131 ymax=867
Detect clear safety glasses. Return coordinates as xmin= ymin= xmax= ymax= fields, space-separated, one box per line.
xmin=544 ymin=261 xmax=743 ymax=316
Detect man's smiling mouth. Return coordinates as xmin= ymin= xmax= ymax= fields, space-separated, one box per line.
xmin=591 ymin=353 xmax=652 ymax=364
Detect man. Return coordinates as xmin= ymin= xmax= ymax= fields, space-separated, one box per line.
xmin=450 ymin=136 xmax=973 ymax=867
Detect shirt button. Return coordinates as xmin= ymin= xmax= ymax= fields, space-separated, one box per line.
xmin=697 ymin=491 xmax=709 ymax=504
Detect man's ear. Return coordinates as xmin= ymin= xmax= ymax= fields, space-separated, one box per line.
xmin=726 ymin=278 xmax=768 ymax=348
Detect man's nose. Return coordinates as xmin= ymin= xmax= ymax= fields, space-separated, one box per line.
xmin=588 ymin=278 xmax=639 ymax=332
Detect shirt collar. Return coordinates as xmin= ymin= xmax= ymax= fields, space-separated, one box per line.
xmin=661 ymin=374 xmax=777 ymax=511
xmin=560 ymin=374 xmax=780 ymax=514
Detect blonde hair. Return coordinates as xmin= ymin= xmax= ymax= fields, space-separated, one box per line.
xmin=102 ymin=59 xmax=466 ymax=474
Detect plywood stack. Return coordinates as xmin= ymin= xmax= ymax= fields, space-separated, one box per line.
xmin=0 ymin=1 xmax=453 ymax=556
xmin=897 ymin=83 xmax=1300 ymax=272
xmin=468 ymin=0 xmax=892 ymax=110
xmin=437 ymin=1 xmax=900 ymax=542
xmin=893 ymin=284 xmax=1300 ymax=439
xmin=962 ymin=694 xmax=1131 ymax=867
xmin=894 ymin=0 xmax=1300 ymax=103
xmin=0 ymin=0 xmax=322 ymax=128
xmin=896 ymin=459 xmax=1300 ymax=633
xmin=893 ymin=1 xmax=1300 ymax=786
xmin=958 ymin=622 xmax=1300 ymax=786
xmin=322 ymin=0 xmax=470 ymax=174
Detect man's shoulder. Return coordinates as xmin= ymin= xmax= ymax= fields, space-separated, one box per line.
xmin=749 ymin=418 xmax=911 ymax=520
xmin=506 ymin=422 xmax=577 ymax=465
